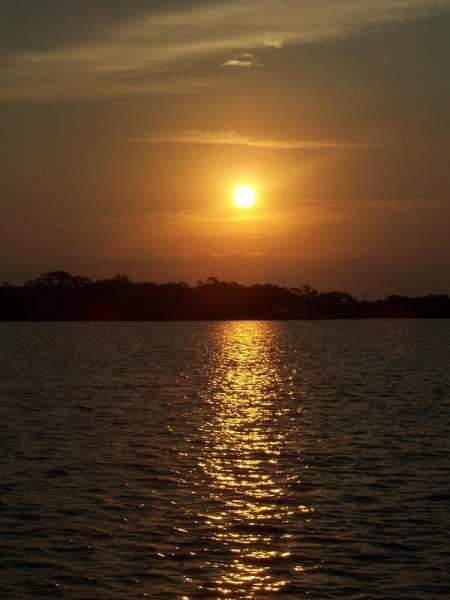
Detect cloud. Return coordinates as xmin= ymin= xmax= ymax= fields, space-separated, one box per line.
xmin=0 ymin=0 xmax=447 ymax=101
xmin=88 ymin=248 xmax=375 ymax=296
xmin=325 ymin=247 xmax=366 ymax=259
xmin=128 ymin=129 xmax=391 ymax=149
xmin=263 ymin=38 xmax=283 ymax=49
xmin=221 ymin=59 xmax=254 ymax=67
xmin=221 ymin=52 xmax=259 ymax=67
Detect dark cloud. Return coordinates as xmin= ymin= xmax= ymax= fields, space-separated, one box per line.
xmin=0 ymin=0 xmax=216 ymax=56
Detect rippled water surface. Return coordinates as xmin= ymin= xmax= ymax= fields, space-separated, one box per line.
xmin=0 ymin=320 xmax=449 ymax=599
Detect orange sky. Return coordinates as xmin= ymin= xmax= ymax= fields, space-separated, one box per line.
xmin=1 ymin=1 xmax=449 ymax=298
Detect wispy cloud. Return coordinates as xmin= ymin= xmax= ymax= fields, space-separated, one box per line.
xmin=128 ymin=129 xmax=392 ymax=149
xmin=221 ymin=59 xmax=253 ymax=67
xmin=92 ymin=249 xmax=372 ymax=295
xmin=0 ymin=0 xmax=447 ymax=101
xmin=221 ymin=53 xmax=259 ymax=67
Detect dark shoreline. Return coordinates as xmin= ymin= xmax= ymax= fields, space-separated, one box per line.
xmin=2 ymin=271 xmax=450 ymax=321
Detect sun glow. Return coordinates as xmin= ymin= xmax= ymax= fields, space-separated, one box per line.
xmin=233 ymin=185 xmax=256 ymax=208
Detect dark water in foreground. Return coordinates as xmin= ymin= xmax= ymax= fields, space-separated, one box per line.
xmin=0 ymin=320 xmax=449 ymax=599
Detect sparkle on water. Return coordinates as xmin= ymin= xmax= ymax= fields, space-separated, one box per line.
xmin=195 ymin=322 xmax=303 ymax=596
xmin=0 ymin=320 xmax=449 ymax=599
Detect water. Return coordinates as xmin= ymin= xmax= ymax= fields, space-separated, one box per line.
xmin=0 ymin=320 xmax=449 ymax=599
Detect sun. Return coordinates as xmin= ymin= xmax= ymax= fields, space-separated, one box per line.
xmin=233 ymin=185 xmax=256 ymax=209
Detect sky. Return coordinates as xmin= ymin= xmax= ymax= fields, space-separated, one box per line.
xmin=1 ymin=0 xmax=449 ymax=299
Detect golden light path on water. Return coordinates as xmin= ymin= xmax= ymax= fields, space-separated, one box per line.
xmin=184 ymin=321 xmax=313 ymax=598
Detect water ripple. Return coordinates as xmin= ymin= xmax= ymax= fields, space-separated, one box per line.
xmin=0 ymin=320 xmax=449 ymax=598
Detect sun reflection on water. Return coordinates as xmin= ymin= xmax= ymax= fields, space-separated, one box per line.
xmin=192 ymin=321 xmax=303 ymax=597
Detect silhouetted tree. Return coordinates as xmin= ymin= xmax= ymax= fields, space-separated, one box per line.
xmin=71 ymin=276 xmax=92 ymax=287
xmin=26 ymin=271 xmax=73 ymax=287
xmin=206 ymin=276 xmax=220 ymax=285
xmin=2 ymin=270 xmax=450 ymax=321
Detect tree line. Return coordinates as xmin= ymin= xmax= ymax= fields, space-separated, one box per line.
xmin=1 ymin=271 xmax=449 ymax=320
